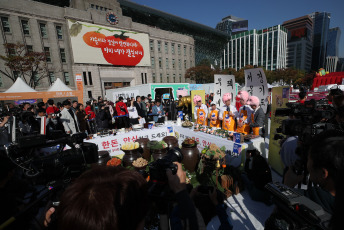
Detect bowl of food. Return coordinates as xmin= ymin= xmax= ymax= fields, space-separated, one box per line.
xmin=132 ymin=124 xmax=143 ymax=129
xmin=132 ymin=157 xmax=148 ymax=170
xmin=182 ymin=120 xmax=193 ymax=128
xmin=106 ymin=157 xmax=122 ymax=167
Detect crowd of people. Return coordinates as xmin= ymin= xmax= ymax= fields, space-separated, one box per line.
xmin=0 ymin=94 xmax=175 ymax=138
xmin=0 ymin=89 xmax=271 ymax=139
xmin=193 ymin=91 xmax=270 ymax=136
xmin=1 ymin=87 xmax=344 ymax=230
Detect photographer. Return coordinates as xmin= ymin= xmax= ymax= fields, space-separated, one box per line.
xmin=0 ymin=114 xmax=10 ymax=152
xmin=19 ymin=110 xmax=40 ymax=135
xmin=95 ymin=103 xmax=112 ymax=131
xmin=284 ymin=130 xmax=344 ymax=214
xmin=44 ymin=162 xmax=198 ymax=230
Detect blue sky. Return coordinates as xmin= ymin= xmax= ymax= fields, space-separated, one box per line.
xmin=128 ymin=0 xmax=344 ymax=57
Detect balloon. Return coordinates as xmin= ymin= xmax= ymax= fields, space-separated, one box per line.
xmin=326 ymin=71 xmax=329 ymax=75
xmin=316 ymin=73 xmax=320 ymax=77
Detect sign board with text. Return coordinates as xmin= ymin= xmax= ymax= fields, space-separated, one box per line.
xmin=112 ymin=90 xmax=139 ymax=102
xmin=68 ymin=20 xmax=150 ymax=66
xmin=244 ymin=68 xmax=268 ymax=113
xmin=213 ymin=75 xmax=236 ymax=107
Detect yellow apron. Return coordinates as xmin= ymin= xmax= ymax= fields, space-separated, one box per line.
xmin=197 ymin=108 xmax=207 ymax=126
xmin=222 ymin=111 xmax=235 ymax=131
xmin=236 ymin=108 xmax=250 ymax=134
xmin=209 ymin=110 xmax=220 ymax=128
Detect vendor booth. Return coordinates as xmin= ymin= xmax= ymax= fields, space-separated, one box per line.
xmin=0 ymin=76 xmax=83 ymax=105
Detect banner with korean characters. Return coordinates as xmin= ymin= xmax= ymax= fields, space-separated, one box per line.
xmin=213 ymin=75 xmax=236 ymax=108
xmin=112 ymin=90 xmax=139 ymax=102
xmin=68 ymin=20 xmax=150 ymax=67
xmin=174 ymin=126 xmax=251 ymax=168
xmin=85 ymin=126 xmax=170 ymax=157
xmin=244 ymin=68 xmax=268 ymax=113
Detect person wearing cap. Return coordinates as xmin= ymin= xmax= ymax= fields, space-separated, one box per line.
xmin=247 ymin=96 xmax=265 ymax=135
xmin=193 ymin=95 xmax=208 ymax=126
xmin=236 ymin=91 xmax=253 ymax=134
xmin=219 ymin=93 xmax=237 ymax=131
xmin=208 ymin=102 xmax=220 ymax=128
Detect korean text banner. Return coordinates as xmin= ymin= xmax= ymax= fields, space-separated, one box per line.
xmin=68 ymin=20 xmax=150 ymax=66
xmin=213 ymin=75 xmax=236 ymax=107
xmin=244 ymin=68 xmax=268 ymax=113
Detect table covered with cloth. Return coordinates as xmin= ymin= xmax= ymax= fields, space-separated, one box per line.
xmin=85 ymin=125 xmax=266 ymax=167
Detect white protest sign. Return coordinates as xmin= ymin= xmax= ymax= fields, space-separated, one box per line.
xmin=112 ymin=90 xmax=139 ymax=102
xmin=213 ymin=75 xmax=236 ymax=107
xmin=244 ymin=68 xmax=268 ymax=113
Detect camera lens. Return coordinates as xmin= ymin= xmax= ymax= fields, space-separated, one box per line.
xmin=165 ymin=147 xmax=183 ymax=163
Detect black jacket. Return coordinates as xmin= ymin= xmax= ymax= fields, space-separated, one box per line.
xmin=96 ymin=109 xmax=111 ymax=129
xmin=134 ymin=101 xmax=145 ymax=117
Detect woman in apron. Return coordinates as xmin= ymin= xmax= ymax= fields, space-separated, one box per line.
xmin=219 ymin=93 xmax=237 ymax=131
xmin=208 ymin=101 xmax=220 ymax=128
xmin=236 ymin=90 xmax=253 ymax=134
xmin=193 ymin=95 xmax=208 ymax=126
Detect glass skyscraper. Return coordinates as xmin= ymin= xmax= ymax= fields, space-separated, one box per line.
xmin=327 ymin=27 xmax=341 ymax=57
xmin=282 ymin=15 xmax=313 ymax=72
xmin=216 ymin=15 xmax=248 ymax=36
xmin=221 ymin=25 xmax=288 ymax=71
xmin=309 ymin=12 xmax=331 ymax=70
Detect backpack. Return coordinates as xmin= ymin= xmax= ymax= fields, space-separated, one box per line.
xmin=244 ymin=149 xmax=272 ymax=190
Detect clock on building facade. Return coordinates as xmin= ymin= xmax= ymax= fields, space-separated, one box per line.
xmin=106 ymin=12 xmax=119 ymax=25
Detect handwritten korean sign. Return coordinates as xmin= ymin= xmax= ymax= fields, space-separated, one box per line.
xmin=213 ymin=75 xmax=236 ymax=107
xmin=244 ymin=68 xmax=268 ymax=113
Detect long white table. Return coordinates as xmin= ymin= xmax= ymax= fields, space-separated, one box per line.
xmin=85 ymin=125 xmax=266 ymax=167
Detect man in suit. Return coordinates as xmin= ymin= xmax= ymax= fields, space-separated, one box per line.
xmin=247 ymin=96 xmax=265 ymax=135
xmin=134 ymin=96 xmax=145 ymax=118
xmin=60 ymin=100 xmax=80 ymax=134
xmin=151 ymin=100 xmax=165 ymax=123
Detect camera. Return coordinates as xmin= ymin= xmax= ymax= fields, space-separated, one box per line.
xmin=149 ymin=147 xmax=183 ymax=183
xmin=148 ymin=147 xmax=183 ymax=199
xmin=5 ymin=132 xmax=98 ymax=184
xmin=50 ymin=111 xmax=62 ymax=118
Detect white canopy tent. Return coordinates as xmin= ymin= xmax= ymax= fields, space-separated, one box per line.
xmin=47 ymin=78 xmax=73 ymax=92
xmin=4 ymin=77 xmax=37 ymax=93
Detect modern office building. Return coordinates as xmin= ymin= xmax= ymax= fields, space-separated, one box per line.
xmin=117 ymin=0 xmax=230 ymax=66
xmin=309 ymin=12 xmax=331 ymax=70
xmin=326 ymin=56 xmax=339 ymax=73
xmin=327 ymin=27 xmax=341 ymax=57
xmin=282 ymin=15 xmax=313 ymax=72
xmin=0 ymin=0 xmax=197 ymax=100
xmin=221 ymin=25 xmax=288 ymax=71
xmin=216 ymin=15 xmax=248 ymax=36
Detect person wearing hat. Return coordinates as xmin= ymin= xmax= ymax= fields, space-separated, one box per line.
xmin=193 ymin=95 xmax=208 ymax=126
xmin=236 ymin=91 xmax=253 ymax=134
xmin=208 ymin=101 xmax=220 ymax=128
xmin=247 ymin=96 xmax=265 ymax=135
xmin=219 ymin=93 xmax=237 ymax=131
